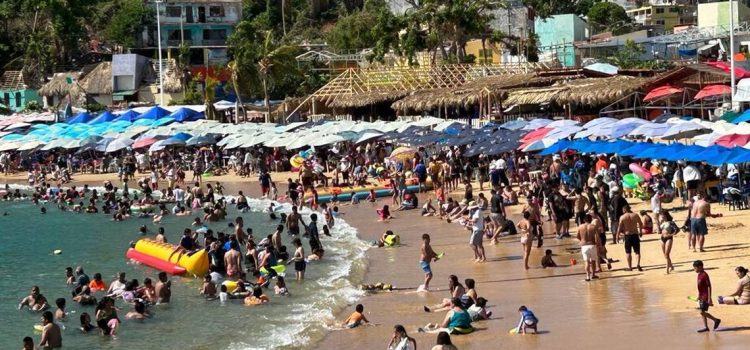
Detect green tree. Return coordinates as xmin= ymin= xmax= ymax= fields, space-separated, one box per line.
xmin=326 ymin=4 xmax=380 ymax=50
xmin=587 ymin=2 xmax=631 ymax=34
xmin=523 ymin=0 xmax=598 ymax=18
xmin=105 ymin=0 xmax=153 ymax=48
xmin=608 ymin=39 xmax=643 ymax=69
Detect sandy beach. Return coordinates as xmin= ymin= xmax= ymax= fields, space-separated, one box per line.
xmin=3 ymin=171 xmax=750 ymax=349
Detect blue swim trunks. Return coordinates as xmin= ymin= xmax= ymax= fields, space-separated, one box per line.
xmin=420 ymin=260 xmax=432 ymax=274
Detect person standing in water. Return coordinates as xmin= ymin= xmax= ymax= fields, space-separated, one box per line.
xmin=155 ymin=272 xmax=171 ymax=304
xmin=39 ymin=311 xmax=62 ymax=348
xmin=420 ymin=234 xmax=438 ymax=291
xmin=286 ymin=206 xmax=304 ymax=237
xmin=693 ymin=260 xmax=721 ymax=332
xmin=577 ymin=214 xmax=600 ymax=281
xmin=288 ymin=238 xmax=306 ymax=280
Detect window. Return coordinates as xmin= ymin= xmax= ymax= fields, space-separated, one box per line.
xmin=203 ymin=29 xmax=227 ymax=40
xmin=209 ymin=6 xmax=225 ymax=17
xmin=15 ymin=92 xmax=21 ymax=108
xmin=655 ymin=8 xmax=664 ymax=14
xmin=656 ymin=19 xmax=665 ymax=25
xmin=165 ymin=6 xmax=181 ymax=17
xmin=669 ymin=7 xmax=679 ymax=13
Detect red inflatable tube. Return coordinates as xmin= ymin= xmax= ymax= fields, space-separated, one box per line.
xmin=126 ymin=248 xmax=187 ymax=276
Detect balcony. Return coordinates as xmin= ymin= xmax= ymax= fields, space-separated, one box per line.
xmin=163 ymin=39 xmax=227 ymax=47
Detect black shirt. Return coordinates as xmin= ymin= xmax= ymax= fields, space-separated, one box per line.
xmin=490 ymin=194 xmax=503 ymax=214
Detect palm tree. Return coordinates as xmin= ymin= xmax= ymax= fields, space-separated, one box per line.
xmin=251 ymin=31 xmax=298 ymax=123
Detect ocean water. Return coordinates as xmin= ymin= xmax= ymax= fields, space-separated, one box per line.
xmin=0 ymin=195 xmax=368 ymax=349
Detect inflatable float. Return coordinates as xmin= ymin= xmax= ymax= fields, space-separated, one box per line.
xmin=311 ymin=178 xmax=432 ymax=204
xmin=628 ymin=163 xmax=652 ymax=181
xmin=126 ymin=239 xmax=209 ymax=277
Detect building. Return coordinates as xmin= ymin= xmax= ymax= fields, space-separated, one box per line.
xmin=0 ymin=71 xmax=42 ymax=112
xmin=697 ymin=0 xmax=750 ymax=29
xmin=626 ymin=4 xmax=696 ymax=31
xmin=535 ymin=14 xmax=588 ymax=67
xmin=138 ymin=1 xmax=242 ymax=67
xmin=489 ymin=0 xmax=535 ymax=39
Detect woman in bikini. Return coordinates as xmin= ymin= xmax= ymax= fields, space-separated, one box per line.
xmin=658 ymin=210 xmax=677 ymax=273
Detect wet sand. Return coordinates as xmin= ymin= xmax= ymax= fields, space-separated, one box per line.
xmin=3 ymin=171 xmax=750 ymax=349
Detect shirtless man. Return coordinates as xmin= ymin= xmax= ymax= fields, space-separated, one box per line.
xmin=234 ymin=217 xmax=246 ymax=245
xmin=419 ymin=234 xmax=438 ymax=291
xmin=286 ymin=206 xmax=304 ymax=237
xmin=224 ymin=241 xmax=242 ymax=280
xmin=18 ymin=286 xmax=49 ymax=311
xmin=569 ymin=188 xmax=590 ymax=226
xmin=39 ymin=311 xmax=62 ymax=349
xmin=589 ymin=209 xmax=611 ymax=271
xmin=690 ymin=193 xmax=718 ymax=253
xmin=617 ymin=205 xmax=643 ymax=271
xmin=577 ymin=214 xmax=600 ymax=281
xmin=155 ymin=272 xmax=171 ymax=304
xmin=271 ymin=224 xmax=284 ymax=251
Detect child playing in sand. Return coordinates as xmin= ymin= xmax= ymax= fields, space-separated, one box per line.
xmin=343 ymin=304 xmax=369 ymax=328
xmin=541 ymin=249 xmax=557 ymax=268
xmin=422 ymin=198 xmax=437 ymax=216
xmin=377 ymin=205 xmax=393 ymax=221
xmin=514 ymin=305 xmax=538 ymax=334
xmin=467 ymin=297 xmax=492 ymax=320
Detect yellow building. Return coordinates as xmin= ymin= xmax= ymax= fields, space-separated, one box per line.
xmin=626 ymin=4 xmax=696 ymax=31
xmin=465 ymin=39 xmax=502 ymax=64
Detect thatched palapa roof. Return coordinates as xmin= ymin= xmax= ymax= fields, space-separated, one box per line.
xmin=77 ymin=62 xmax=113 ymax=95
xmin=503 ymin=76 xmax=650 ymax=107
xmin=392 ymin=73 xmax=572 ymax=112
xmin=38 ymin=72 xmax=80 ymax=97
xmin=325 ymin=91 xmax=410 ymax=109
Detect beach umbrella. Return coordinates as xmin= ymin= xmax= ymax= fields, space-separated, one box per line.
xmin=310 ymin=134 xmax=346 ymax=147
xmin=643 ymin=85 xmax=683 ymax=102
xmin=694 ymin=85 xmax=731 ymax=100
xmin=136 ymin=106 xmax=171 ymax=120
xmin=521 ymin=138 xmax=559 ymax=152
xmin=582 ymin=117 xmax=617 ymax=129
xmin=104 ymin=137 xmax=134 ymax=153
xmin=522 ymin=119 xmax=552 ymax=130
xmin=607 ymin=118 xmax=649 ymax=138
xmin=0 ymin=141 xmax=20 ymax=151
xmin=148 ymin=140 xmax=166 ymax=152
xmin=132 ymin=136 xmax=163 ymax=149
xmin=87 ymin=111 xmax=117 ymax=124
xmin=661 ymin=122 xmax=711 ymax=139
xmin=131 ymin=119 xmax=156 ymax=127
xmin=390 ymin=146 xmax=417 ymax=161
xmin=40 ymin=138 xmax=69 ymax=150
xmin=355 ymin=131 xmax=384 ymax=144
xmin=166 ymin=107 xmax=201 ymax=122
xmin=546 ymin=119 xmax=580 ymax=129
xmin=715 ymin=134 xmax=750 ymax=147
xmin=710 ymin=120 xmax=736 ymax=134
xmin=160 ymin=137 xmax=187 ymax=147
xmin=17 ymin=140 xmax=45 ymax=151
xmin=186 ymin=135 xmax=218 ymax=146
xmin=499 ymin=119 xmax=528 ymax=130
xmin=152 ymin=117 xmax=176 ymax=127
xmin=3 ymin=122 xmax=31 ymax=131
xmin=113 ymin=110 xmax=141 ymax=122
xmin=628 ymin=122 xmax=670 ymax=137
xmin=520 ymin=127 xmax=552 ymax=143
xmin=171 ymin=132 xmax=193 ymax=141
xmin=727 ymin=148 xmax=750 ymax=163
xmin=694 ymin=133 xmax=723 ymax=147
xmin=545 ymin=125 xmax=583 ymax=140
xmin=66 ymin=112 xmax=95 ymax=124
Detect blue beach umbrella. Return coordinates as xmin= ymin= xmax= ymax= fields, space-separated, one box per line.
xmin=539 ymin=139 xmax=571 ymax=155
xmin=166 ymin=107 xmax=200 ymax=122
xmin=172 ymin=132 xmax=192 ymax=141
xmin=136 ymin=106 xmax=171 ymax=120
xmin=152 ymin=118 xmax=176 ymax=127
xmin=113 ymin=110 xmax=141 ymax=122
xmin=88 ymin=111 xmax=118 ymax=124
xmin=500 ymin=119 xmax=528 ymax=130
xmin=131 ymin=119 xmax=156 ymax=127
xmin=66 ymin=112 xmax=95 ymax=124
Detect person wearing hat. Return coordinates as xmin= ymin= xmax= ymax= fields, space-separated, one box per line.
xmin=467 ymin=202 xmax=486 ymax=262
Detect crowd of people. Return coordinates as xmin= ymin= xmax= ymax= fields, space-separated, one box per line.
xmin=9 ymin=133 xmax=750 ymax=348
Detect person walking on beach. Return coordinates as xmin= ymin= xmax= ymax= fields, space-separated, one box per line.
xmin=690 ymin=192 xmax=717 ymax=253
xmin=420 ymin=234 xmax=438 ymax=291
xmin=577 ymin=214 xmax=599 ymax=281
xmin=617 ymin=205 xmax=643 ymax=272
xmin=468 ymin=203 xmax=486 ymax=262
xmin=518 ymin=211 xmax=533 ymax=270
xmin=609 ymin=187 xmax=628 ymax=244
xmin=489 ymin=189 xmax=505 ymax=242
xmin=693 ymin=260 xmax=721 ymax=332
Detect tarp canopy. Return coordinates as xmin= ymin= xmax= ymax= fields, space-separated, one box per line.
xmin=87 ymin=111 xmax=117 ymax=124
xmin=136 ymin=106 xmax=171 ymax=120
xmin=113 ymin=110 xmax=141 ymax=122
xmin=66 ymin=112 xmax=95 ymax=124
xmin=167 ymin=107 xmax=204 ymax=122
xmin=644 ymin=85 xmax=683 ymax=102
xmin=694 ymin=85 xmax=731 ymax=100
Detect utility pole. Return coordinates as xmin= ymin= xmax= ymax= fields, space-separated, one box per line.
xmin=156 ymin=0 xmax=165 ymax=106
xmin=730 ymin=0 xmax=737 ymax=108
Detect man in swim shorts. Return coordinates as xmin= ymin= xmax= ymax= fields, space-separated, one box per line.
xmin=18 ymin=286 xmax=49 ymax=311
xmin=286 ymin=206 xmax=303 ymax=236
xmin=420 ymin=234 xmax=438 ymax=291
xmin=617 ymin=205 xmax=643 ymax=272
xmin=468 ymin=204 xmax=486 ymax=262
xmin=690 ymin=192 xmax=714 ymax=253
xmin=577 ymin=214 xmax=599 ymax=281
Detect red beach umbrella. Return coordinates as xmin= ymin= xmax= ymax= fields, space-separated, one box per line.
xmin=133 ymin=137 xmax=160 ymax=149
xmin=643 ymin=85 xmax=683 ymax=102
xmin=520 ymin=127 xmax=552 ymax=143
xmin=693 ymin=85 xmax=731 ymax=100
xmin=715 ymin=134 xmax=750 ymax=147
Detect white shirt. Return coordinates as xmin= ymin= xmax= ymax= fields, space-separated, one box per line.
xmin=173 ymin=188 xmax=186 ymax=202
xmin=683 ymin=165 xmax=701 ymax=182
xmin=471 ymin=209 xmax=484 ymax=231
xmin=494 ymin=159 xmax=507 ymax=170
xmin=651 ymin=194 xmax=661 ymax=213
xmin=243 ymin=153 xmax=252 ymax=164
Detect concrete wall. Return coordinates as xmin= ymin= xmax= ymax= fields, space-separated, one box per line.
xmin=1 ymin=89 xmax=42 ymax=112
xmin=535 ymin=14 xmax=587 ymax=67
xmin=698 ymin=1 xmax=750 ymax=29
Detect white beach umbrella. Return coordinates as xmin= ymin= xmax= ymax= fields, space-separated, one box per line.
xmin=105 ymin=138 xmax=134 ymax=153
xmin=310 ymin=134 xmax=346 ymax=147
xmin=17 ymin=140 xmax=45 ymax=151
xmin=0 ymin=141 xmax=20 ymax=151
xmin=355 ymin=131 xmax=384 ymax=144
xmin=3 ymin=122 xmax=31 ymax=131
